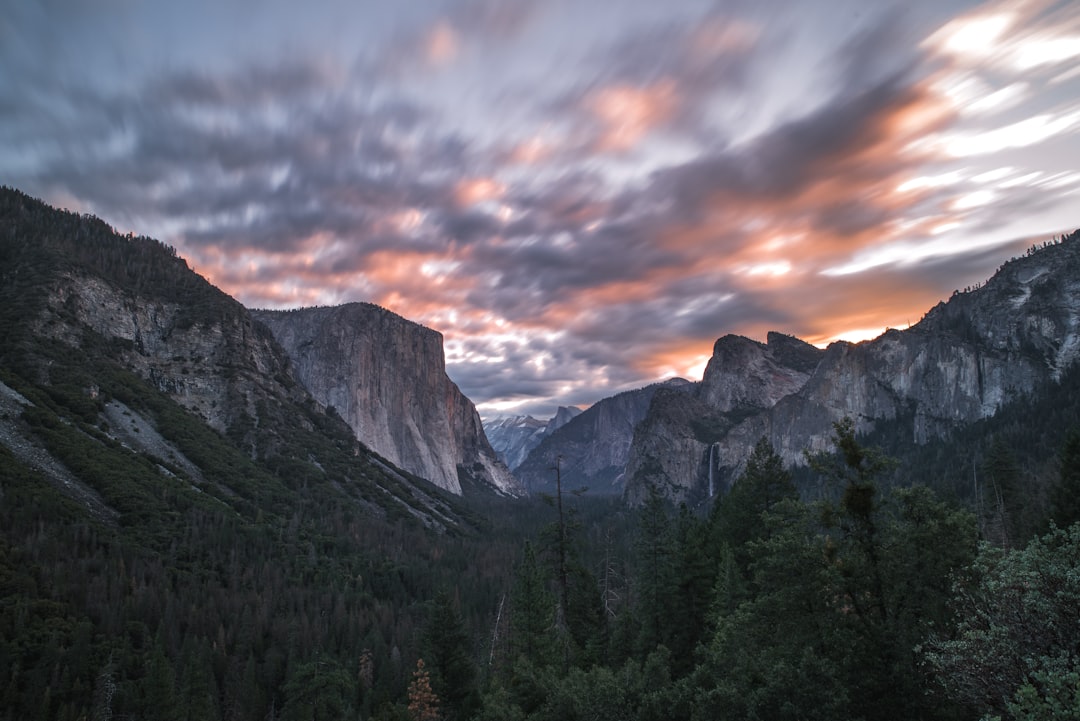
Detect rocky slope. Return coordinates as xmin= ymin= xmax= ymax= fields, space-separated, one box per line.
xmin=0 ymin=190 xmax=306 ymax=458
xmin=252 ymin=304 xmax=521 ymax=496
xmin=484 ymin=406 xmax=582 ymax=471
xmin=0 ymin=188 xmax=489 ymax=528
xmin=622 ymin=333 xmax=823 ymax=504
xmin=626 ymin=233 xmax=1080 ymax=503
xmin=514 ymin=378 xmax=694 ymax=494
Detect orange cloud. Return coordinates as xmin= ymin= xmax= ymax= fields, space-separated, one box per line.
xmin=507 ymin=135 xmax=555 ymax=165
xmin=454 ymin=177 xmax=506 ymax=207
xmin=690 ymin=17 xmax=759 ymax=57
xmin=586 ymin=80 xmax=680 ymax=151
xmin=637 ymin=340 xmax=715 ymax=381
xmin=665 ymin=75 xmax=959 ymax=271
xmin=425 ymin=21 xmax=460 ymax=65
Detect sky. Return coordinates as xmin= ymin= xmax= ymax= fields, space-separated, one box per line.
xmin=3 ymin=0 xmax=1080 ymax=419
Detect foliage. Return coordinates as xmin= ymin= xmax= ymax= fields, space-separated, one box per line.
xmin=924 ymin=523 xmax=1080 ymax=720
xmin=2 ymin=189 xmax=1077 ymax=720
xmin=407 ymin=659 xmax=441 ymax=721
xmin=1048 ymin=427 xmax=1080 ymax=529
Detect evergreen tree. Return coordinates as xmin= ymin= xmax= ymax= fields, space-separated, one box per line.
xmin=709 ymin=436 xmax=797 ymax=582
xmin=668 ymin=505 xmax=713 ymax=675
xmin=510 ymin=542 xmax=555 ymax=667
xmin=406 ymin=659 xmax=441 ymax=721
xmin=981 ymin=435 xmax=1024 ymax=547
xmin=690 ymin=420 xmax=977 ymax=721
xmin=1049 ymin=427 xmax=1080 ymax=529
xmin=140 ymin=637 xmax=179 ymax=721
xmin=178 ymin=637 xmax=221 ymax=721
xmin=633 ymin=485 xmax=675 ymax=655
xmin=925 ymin=524 xmax=1080 ymax=720
xmin=280 ymin=657 xmax=355 ymax=721
xmin=563 ymin=560 xmax=607 ymax=666
xmin=421 ymin=591 xmax=478 ymax=721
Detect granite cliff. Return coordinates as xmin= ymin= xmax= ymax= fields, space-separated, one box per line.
xmin=0 ymin=189 xmax=498 ymax=528
xmin=252 ymin=304 xmax=521 ymax=496
xmin=623 ymin=333 xmax=823 ymax=504
xmin=626 ymin=232 xmax=1080 ymax=503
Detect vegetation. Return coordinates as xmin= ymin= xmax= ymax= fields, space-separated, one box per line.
xmin=1 ymin=187 xmax=1079 ymax=720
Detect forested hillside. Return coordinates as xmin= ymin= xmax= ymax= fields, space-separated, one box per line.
xmin=1 ymin=188 xmax=1078 ymax=720
xmin=4 ymin=407 xmax=1078 ymax=720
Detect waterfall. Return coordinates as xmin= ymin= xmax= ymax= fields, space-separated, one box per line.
xmin=708 ymin=443 xmax=716 ymax=498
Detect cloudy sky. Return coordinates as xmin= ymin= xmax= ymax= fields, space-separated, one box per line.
xmin=4 ymin=0 xmax=1080 ymax=418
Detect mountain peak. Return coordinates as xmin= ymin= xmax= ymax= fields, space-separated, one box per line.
xmin=253 ymin=305 xmax=520 ymax=496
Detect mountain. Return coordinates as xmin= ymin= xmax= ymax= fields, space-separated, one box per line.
xmin=252 ymin=305 xmax=521 ymax=496
xmin=0 ymin=189 xmax=525 ymax=721
xmin=624 ymin=232 xmax=1080 ymax=503
xmin=623 ymin=333 xmax=823 ymax=505
xmin=513 ymin=378 xmax=694 ymax=494
xmin=0 ymin=187 xmax=483 ymax=527
xmin=483 ymin=406 xmax=582 ymax=470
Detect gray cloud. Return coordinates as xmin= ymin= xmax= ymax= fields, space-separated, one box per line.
xmin=5 ymin=0 xmax=1073 ymax=419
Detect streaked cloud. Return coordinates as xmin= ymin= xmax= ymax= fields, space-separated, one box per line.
xmin=2 ymin=0 xmax=1078 ymax=418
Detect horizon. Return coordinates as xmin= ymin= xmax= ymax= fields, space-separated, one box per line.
xmin=4 ymin=0 xmax=1080 ymax=418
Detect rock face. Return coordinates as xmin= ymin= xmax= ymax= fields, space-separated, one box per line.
xmin=699 ymin=332 xmax=824 ymax=412
xmin=484 ymin=406 xmax=583 ymax=470
xmin=626 ymin=233 xmax=1080 ymax=503
xmin=252 ymin=304 xmax=520 ymax=496
xmin=623 ymin=333 xmax=823 ymax=504
xmin=0 ymin=187 xmax=481 ymax=530
xmin=36 ymin=273 xmax=299 ymax=447
xmin=514 ymin=378 xmax=694 ymax=494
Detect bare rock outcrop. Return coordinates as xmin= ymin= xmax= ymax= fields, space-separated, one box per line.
xmin=252 ymin=304 xmax=520 ymax=496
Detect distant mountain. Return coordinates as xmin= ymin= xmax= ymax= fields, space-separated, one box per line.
xmin=513 ymin=378 xmax=694 ymax=494
xmin=483 ymin=406 xmax=582 ymax=471
xmin=253 ymin=305 xmax=521 ymax=496
xmin=624 ymin=231 xmax=1080 ymax=504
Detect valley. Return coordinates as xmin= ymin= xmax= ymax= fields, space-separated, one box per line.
xmin=1 ymin=188 xmax=1079 ymax=720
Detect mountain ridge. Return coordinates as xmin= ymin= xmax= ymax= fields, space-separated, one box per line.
xmin=510 ymin=231 xmax=1080 ymax=504
xmin=627 ymin=231 xmax=1080 ymax=502
xmin=0 ymin=187 xmax=508 ymax=524
xmin=483 ymin=406 xmax=583 ymax=471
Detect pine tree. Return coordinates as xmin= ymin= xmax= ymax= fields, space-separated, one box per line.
xmin=421 ymin=591 xmax=478 ymax=721
xmin=982 ymin=436 xmax=1023 ymax=547
xmin=510 ymin=541 xmax=554 ymax=666
xmin=1049 ymin=427 xmax=1080 ymax=529
xmin=668 ymin=505 xmax=713 ymax=674
xmin=407 ymin=659 xmax=441 ymax=721
xmin=141 ymin=638 xmax=179 ymax=721
xmin=710 ymin=436 xmax=797 ymax=582
xmin=634 ymin=484 xmax=675 ymax=655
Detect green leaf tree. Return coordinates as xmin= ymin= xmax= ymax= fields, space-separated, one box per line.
xmin=280 ymin=656 xmax=356 ymax=721
xmin=925 ymin=524 xmax=1080 ymax=720
xmin=634 ymin=484 xmax=675 ymax=655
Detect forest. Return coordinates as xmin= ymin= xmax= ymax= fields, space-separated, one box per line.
xmin=2 ymin=396 xmax=1079 ymax=720
xmin=1 ymin=188 xmax=1079 ymax=720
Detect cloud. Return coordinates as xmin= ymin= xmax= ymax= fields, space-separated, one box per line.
xmin=537 ymin=10 xmax=763 ymax=154
xmin=5 ymin=0 xmax=1078 ymax=419
xmin=383 ymin=0 xmax=542 ymax=72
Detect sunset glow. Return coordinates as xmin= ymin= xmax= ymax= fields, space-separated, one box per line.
xmin=4 ymin=0 xmax=1079 ymax=418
